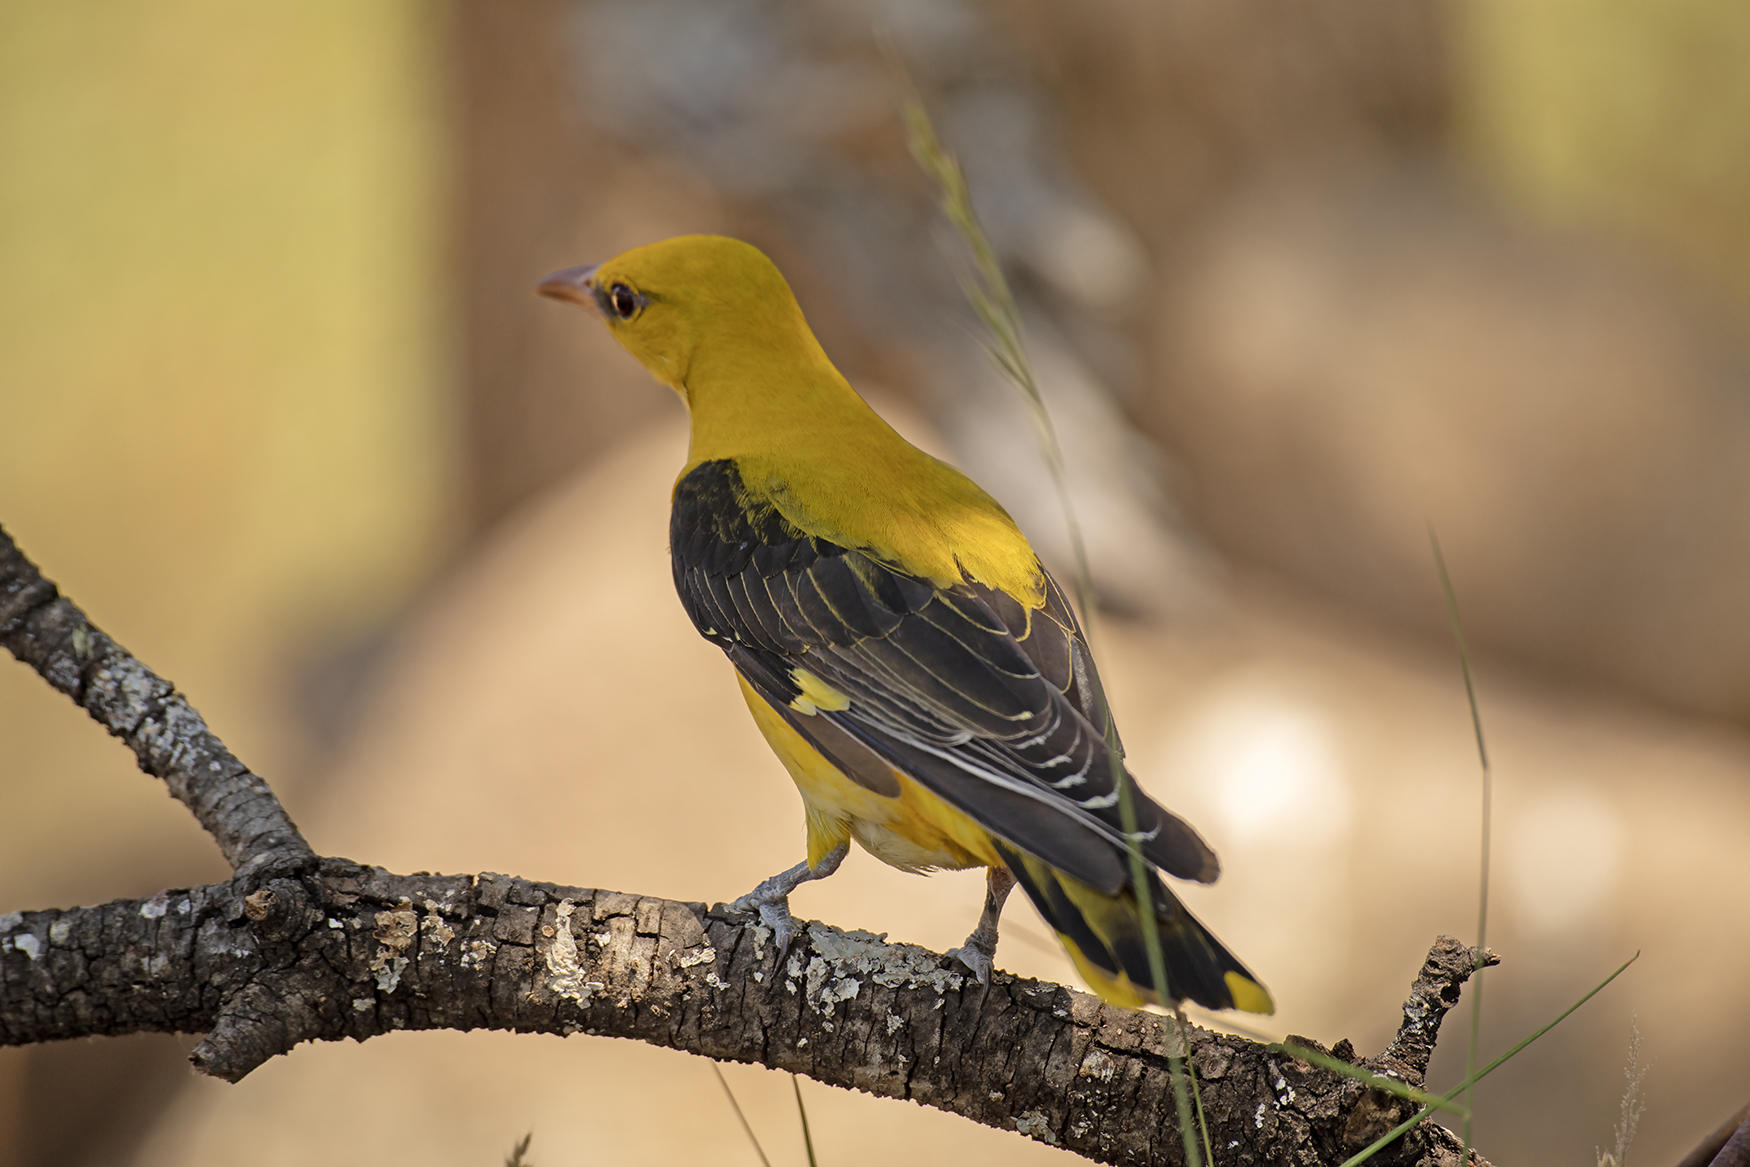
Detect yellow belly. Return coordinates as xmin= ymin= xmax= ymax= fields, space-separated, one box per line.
xmin=737 ymin=673 xmax=1000 ymax=873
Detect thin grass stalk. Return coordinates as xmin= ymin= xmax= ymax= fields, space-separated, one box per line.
xmin=711 ymin=1064 xmax=773 ymax=1167
xmin=905 ymin=95 xmax=1203 ymax=1167
xmin=1430 ymin=529 xmax=1492 ymax=1159
xmin=792 ymin=1075 xmax=819 ymax=1167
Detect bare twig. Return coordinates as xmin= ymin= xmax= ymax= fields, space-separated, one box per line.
xmin=1375 ymin=936 xmax=1501 ymax=1086
xmin=0 ymin=525 xmax=313 ymax=880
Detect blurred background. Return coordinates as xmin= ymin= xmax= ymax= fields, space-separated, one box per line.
xmin=3 ymin=1 xmax=1748 ymax=1164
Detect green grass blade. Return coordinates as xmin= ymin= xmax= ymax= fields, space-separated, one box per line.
xmin=792 ymin=1074 xmax=819 ymax=1167
xmin=1178 ymin=1007 xmax=1216 ymax=1164
xmin=1429 ymin=527 xmax=1492 ymax=1160
xmin=905 ymin=92 xmax=1202 ymax=1167
xmin=710 ymin=1063 xmax=773 ymax=1167
xmin=1337 ymin=952 xmax=1638 ymax=1167
xmin=1273 ymin=1042 xmax=1467 ymax=1116
xmin=1429 ymin=530 xmax=1490 ymax=772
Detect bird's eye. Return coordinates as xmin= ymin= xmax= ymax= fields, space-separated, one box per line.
xmin=609 ymin=282 xmax=639 ymax=320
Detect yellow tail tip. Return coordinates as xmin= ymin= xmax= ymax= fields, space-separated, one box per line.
xmin=1225 ymin=971 xmax=1275 ymax=1015
xmin=1065 ymin=936 xmax=1276 ymax=1014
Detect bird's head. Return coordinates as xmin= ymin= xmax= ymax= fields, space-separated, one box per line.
xmin=538 ymin=234 xmax=814 ymax=393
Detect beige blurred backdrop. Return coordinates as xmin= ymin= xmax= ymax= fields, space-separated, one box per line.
xmin=3 ymin=3 xmax=1748 ymax=1165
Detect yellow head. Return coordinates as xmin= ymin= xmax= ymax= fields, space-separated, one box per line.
xmin=540 ymin=233 xmax=1042 ymax=600
xmin=537 ymin=234 xmax=826 ymax=394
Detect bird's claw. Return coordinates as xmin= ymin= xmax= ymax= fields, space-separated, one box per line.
xmin=725 ymin=890 xmax=798 ymax=957
xmin=947 ymin=940 xmax=995 ymax=985
xmin=948 ymin=866 xmax=1013 ymax=987
xmin=721 ymin=846 xmax=845 ymax=962
xmin=756 ymin=899 xmax=797 ymax=957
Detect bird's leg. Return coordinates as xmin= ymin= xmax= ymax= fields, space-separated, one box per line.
xmin=947 ymin=865 xmax=1017 ymax=984
xmin=725 ymin=842 xmax=848 ymax=956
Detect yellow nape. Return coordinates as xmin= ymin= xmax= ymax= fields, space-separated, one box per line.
xmin=1224 ymin=972 xmax=1276 ymax=1015
xmin=788 ymin=667 xmax=849 ymax=714
xmin=575 ymin=234 xmax=1047 ymax=603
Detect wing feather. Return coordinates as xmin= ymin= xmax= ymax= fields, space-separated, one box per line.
xmin=671 ymin=459 xmax=1220 ymax=887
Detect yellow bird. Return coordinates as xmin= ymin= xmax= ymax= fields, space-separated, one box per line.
xmin=539 ymin=234 xmax=1271 ymax=1013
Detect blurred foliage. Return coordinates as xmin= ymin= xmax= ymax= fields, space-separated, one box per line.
xmin=0 ymin=0 xmax=447 ymax=893
xmin=0 ymin=7 xmax=450 ymax=1159
xmin=1464 ymin=0 xmax=1750 ymax=313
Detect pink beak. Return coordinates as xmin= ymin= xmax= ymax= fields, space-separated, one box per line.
xmin=537 ymin=264 xmax=600 ymax=307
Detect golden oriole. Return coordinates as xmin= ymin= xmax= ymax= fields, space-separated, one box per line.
xmin=539 ymin=234 xmax=1271 ymax=1013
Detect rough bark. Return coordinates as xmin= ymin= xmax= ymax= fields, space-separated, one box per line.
xmin=1 ymin=866 xmax=1489 ymax=1167
xmin=0 ymin=522 xmax=1492 ymax=1165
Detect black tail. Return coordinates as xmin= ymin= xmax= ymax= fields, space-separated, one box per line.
xmin=996 ymin=843 xmax=1273 ymax=1013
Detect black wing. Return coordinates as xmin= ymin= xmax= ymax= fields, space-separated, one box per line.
xmin=671 ymin=459 xmax=1219 ymax=894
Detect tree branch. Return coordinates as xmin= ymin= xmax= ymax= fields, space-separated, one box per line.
xmin=0 ymin=520 xmax=1492 ymax=1164
xmin=1677 ymin=1102 xmax=1750 ymax=1167
xmin=0 ymin=864 xmax=1489 ymax=1166
xmin=0 ymin=525 xmax=313 ymax=881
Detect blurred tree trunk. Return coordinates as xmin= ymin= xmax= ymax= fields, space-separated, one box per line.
xmin=449 ymin=0 xmax=667 ymax=535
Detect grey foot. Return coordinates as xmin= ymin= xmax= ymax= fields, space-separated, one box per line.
xmin=948 ymin=865 xmax=1016 ymax=985
xmin=947 ymin=937 xmax=996 ymax=984
xmin=722 ymin=843 xmax=849 ymax=957
xmin=727 ymin=886 xmax=801 ymax=955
